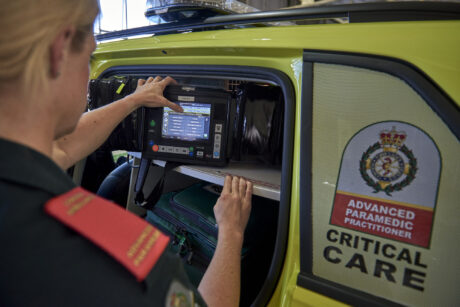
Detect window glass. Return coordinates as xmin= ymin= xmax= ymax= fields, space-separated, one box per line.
xmin=310 ymin=63 xmax=459 ymax=306
xmin=95 ymin=0 xmax=153 ymax=34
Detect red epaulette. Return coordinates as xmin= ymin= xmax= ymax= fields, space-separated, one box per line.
xmin=44 ymin=187 xmax=170 ymax=282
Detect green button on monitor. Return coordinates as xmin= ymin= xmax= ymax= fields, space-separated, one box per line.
xmin=189 ymin=147 xmax=194 ymax=151
xmin=150 ymin=120 xmax=156 ymax=127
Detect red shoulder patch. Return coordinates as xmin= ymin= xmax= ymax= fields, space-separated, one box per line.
xmin=44 ymin=187 xmax=170 ymax=282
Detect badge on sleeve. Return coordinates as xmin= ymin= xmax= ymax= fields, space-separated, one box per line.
xmin=44 ymin=187 xmax=170 ymax=281
xmin=165 ymin=280 xmax=195 ymax=307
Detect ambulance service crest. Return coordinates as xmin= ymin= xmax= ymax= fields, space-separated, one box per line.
xmin=330 ymin=121 xmax=441 ymax=248
xmin=166 ymin=280 xmax=193 ymax=307
xmin=359 ymin=127 xmax=418 ymax=196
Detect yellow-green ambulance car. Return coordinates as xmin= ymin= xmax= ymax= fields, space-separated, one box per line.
xmin=86 ymin=1 xmax=460 ymax=306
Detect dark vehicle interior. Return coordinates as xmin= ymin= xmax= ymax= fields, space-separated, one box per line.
xmin=77 ymin=67 xmax=294 ymax=306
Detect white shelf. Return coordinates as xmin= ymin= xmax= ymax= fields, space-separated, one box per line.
xmin=129 ymin=152 xmax=281 ymax=201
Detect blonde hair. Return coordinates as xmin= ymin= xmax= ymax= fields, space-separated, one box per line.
xmin=0 ymin=0 xmax=99 ymax=94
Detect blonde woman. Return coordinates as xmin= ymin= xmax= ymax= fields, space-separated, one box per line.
xmin=0 ymin=1 xmax=252 ymax=306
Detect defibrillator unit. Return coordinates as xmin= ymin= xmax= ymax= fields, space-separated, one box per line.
xmin=141 ymin=86 xmax=232 ymax=166
xmin=88 ymin=76 xmax=283 ymax=167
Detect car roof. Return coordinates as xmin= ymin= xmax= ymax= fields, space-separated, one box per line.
xmin=96 ymin=1 xmax=460 ymax=41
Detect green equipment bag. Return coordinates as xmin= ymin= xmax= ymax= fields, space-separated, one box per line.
xmin=146 ymin=183 xmax=228 ymax=271
xmin=146 ymin=182 xmax=278 ymax=306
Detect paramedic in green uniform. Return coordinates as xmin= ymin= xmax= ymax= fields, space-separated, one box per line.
xmin=0 ymin=1 xmax=252 ymax=307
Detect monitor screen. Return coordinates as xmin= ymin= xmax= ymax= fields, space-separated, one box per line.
xmin=162 ymin=102 xmax=211 ymax=141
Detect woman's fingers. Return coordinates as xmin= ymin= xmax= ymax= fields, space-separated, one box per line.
xmin=222 ymin=175 xmax=252 ymax=198
xmin=245 ymin=181 xmax=253 ymax=203
xmin=162 ymin=98 xmax=183 ymax=113
xmin=239 ymin=177 xmax=247 ymax=198
xmin=137 ymin=75 xmax=175 ymax=88
xmin=223 ymin=175 xmax=232 ymax=194
xmin=232 ymin=176 xmax=240 ymax=195
xmin=160 ymin=76 xmax=178 ymax=86
xmin=137 ymin=79 xmax=146 ymax=86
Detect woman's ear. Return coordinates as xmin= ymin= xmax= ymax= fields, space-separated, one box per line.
xmin=49 ymin=26 xmax=76 ymax=79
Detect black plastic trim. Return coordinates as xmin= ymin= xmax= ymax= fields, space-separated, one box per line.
xmin=145 ymin=4 xmax=231 ymax=18
xmin=96 ymin=2 xmax=460 ymax=41
xmin=97 ymin=65 xmax=295 ymax=307
xmin=299 ymin=61 xmax=313 ymax=274
xmin=298 ymin=51 xmax=459 ymax=305
xmin=207 ymin=1 xmax=460 ymax=24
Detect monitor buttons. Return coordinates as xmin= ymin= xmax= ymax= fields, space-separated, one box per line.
xmin=215 ymin=124 xmax=222 ymax=133
xmin=214 ymin=132 xmax=222 ymax=159
xmin=197 ymin=151 xmax=204 ymax=158
xmin=166 ymin=146 xmax=174 ymax=153
xmin=172 ymin=147 xmax=190 ymax=155
xmin=213 ymin=138 xmax=221 ymax=159
xmin=159 ymin=145 xmax=167 ymax=152
xmin=152 ymin=145 xmax=159 ymax=152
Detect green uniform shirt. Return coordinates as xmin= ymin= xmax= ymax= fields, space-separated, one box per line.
xmin=0 ymin=138 xmax=205 ymax=306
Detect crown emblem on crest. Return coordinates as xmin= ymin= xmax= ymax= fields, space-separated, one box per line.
xmin=359 ymin=125 xmax=417 ymax=196
xmin=379 ymin=127 xmax=406 ymax=152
